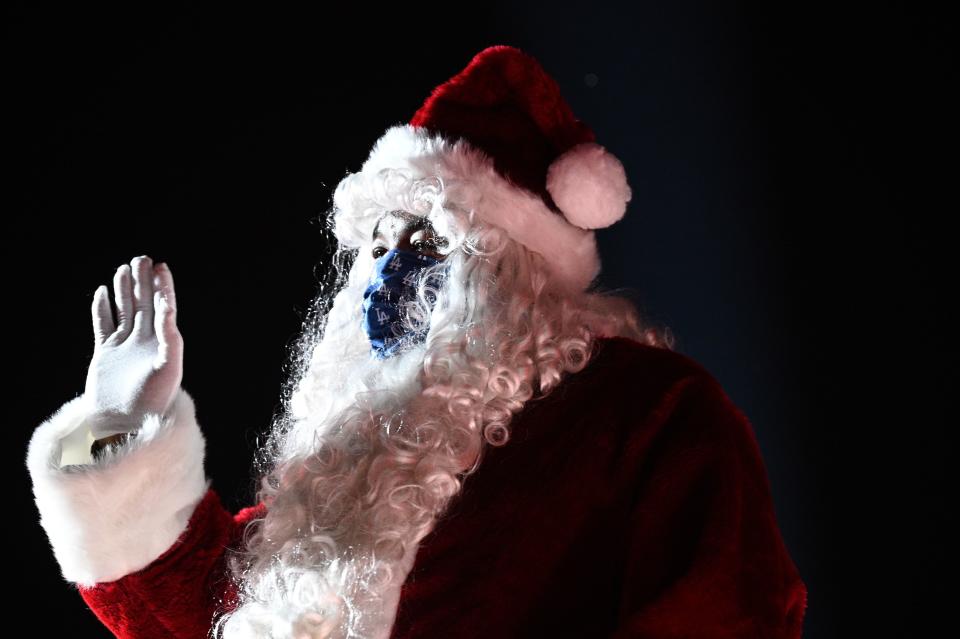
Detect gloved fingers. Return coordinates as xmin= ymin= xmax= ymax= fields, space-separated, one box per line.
xmin=153 ymin=262 xmax=181 ymax=362
xmin=91 ymin=284 xmax=116 ymax=346
xmin=131 ymin=255 xmax=155 ymax=339
xmin=113 ymin=263 xmax=134 ymax=342
xmin=152 ymin=262 xmax=177 ymax=316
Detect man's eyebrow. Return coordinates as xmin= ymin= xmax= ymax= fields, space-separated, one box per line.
xmin=371 ymin=213 xmax=430 ymax=241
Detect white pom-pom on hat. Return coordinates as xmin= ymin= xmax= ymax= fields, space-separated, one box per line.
xmin=546 ymin=142 xmax=632 ymax=230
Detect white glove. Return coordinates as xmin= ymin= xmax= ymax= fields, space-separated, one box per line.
xmin=83 ymin=255 xmax=184 ymax=440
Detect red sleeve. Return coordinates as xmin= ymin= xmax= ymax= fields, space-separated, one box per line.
xmin=76 ymin=488 xmax=266 ymax=639
xmin=611 ymin=373 xmax=808 ymax=638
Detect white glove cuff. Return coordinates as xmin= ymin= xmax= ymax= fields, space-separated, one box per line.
xmin=25 ymin=387 xmax=210 ymax=587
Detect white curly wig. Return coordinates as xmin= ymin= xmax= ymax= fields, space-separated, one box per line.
xmin=209 ymin=128 xmax=673 ymax=639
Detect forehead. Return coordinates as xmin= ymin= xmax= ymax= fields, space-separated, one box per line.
xmin=372 ymin=210 xmax=435 ymax=240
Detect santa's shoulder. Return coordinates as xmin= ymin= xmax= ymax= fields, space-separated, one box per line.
xmin=583 ymin=336 xmax=761 ymax=466
xmin=584 ymin=335 xmax=718 ymax=394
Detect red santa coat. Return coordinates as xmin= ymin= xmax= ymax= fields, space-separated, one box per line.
xmin=26 ymin=336 xmax=808 ymax=638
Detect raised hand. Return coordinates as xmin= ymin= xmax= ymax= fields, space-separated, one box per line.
xmin=84 ymin=255 xmax=184 ymax=440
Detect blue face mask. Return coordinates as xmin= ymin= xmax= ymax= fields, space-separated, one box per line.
xmin=362 ymin=248 xmax=446 ymax=359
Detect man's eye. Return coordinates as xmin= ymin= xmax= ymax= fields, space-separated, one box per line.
xmin=417 ymin=237 xmax=447 ymax=250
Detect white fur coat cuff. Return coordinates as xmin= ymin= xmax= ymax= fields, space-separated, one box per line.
xmin=25 ymin=387 xmax=210 ymax=587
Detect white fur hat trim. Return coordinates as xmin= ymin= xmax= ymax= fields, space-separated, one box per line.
xmin=333 ymin=124 xmax=602 ymax=292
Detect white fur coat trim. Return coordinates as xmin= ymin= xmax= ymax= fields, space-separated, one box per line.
xmin=333 ymin=124 xmax=602 ymax=292
xmin=25 ymin=387 xmax=209 ymax=587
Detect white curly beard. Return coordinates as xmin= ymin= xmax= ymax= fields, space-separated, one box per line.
xmin=215 ymin=320 xmax=486 ymax=639
xmin=216 ymin=345 xmax=432 ymax=639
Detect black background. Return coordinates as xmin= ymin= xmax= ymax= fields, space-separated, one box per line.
xmin=7 ymin=2 xmax=953 ymax=637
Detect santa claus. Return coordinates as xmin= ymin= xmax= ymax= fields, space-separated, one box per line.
xmin=26 ymin=45 xmax=807 ymax=638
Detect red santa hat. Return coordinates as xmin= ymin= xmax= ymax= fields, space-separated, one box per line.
xmin=335 ymin=44 xmax=632 ymax=292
